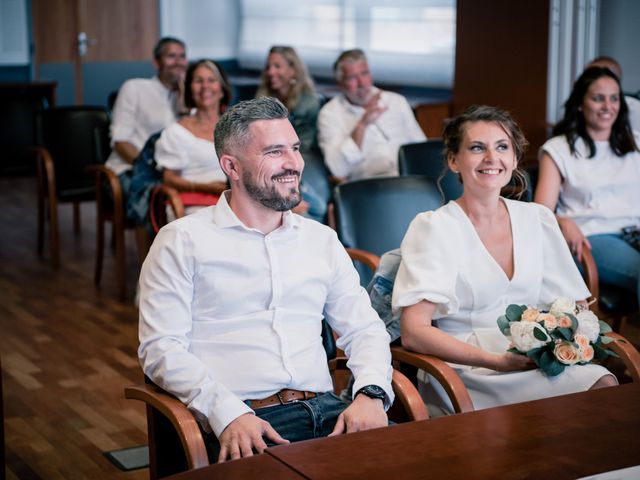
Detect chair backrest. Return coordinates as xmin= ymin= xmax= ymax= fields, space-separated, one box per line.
xmin=398 ymin=140 xmax=463 ymax=203
xmin=301 ymin=147 xmax=332 ymax=222
xmin=36 ymin=106 xmax=110 ymax=195
xmin=333 ymin=175 xmax=443 ymax=257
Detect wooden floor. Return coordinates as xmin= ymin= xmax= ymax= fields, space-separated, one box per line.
xmin=1 ymin=176 xmax=148 ymax=479
xmin=1 ymin=175 xmax=639 ymax=479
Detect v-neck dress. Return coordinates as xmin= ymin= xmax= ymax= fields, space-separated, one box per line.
xmin=392 ymin=198 xmax=612 ymax=412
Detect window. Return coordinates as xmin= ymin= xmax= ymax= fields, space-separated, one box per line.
xmin=239 ymin=0 xmax=456 ymax=88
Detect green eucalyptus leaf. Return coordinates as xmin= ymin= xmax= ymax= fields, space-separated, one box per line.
xmin=497 ymin=315 xmax=511 ymax=335
xmin=533 ymin=326 xmax=549 ymax=341
xmin=598 ymin=321 xmax=613 ymax=334
xmin=600 ymin=335 xmax=615 ymax=344
xmin=567 ymin=313 xmax=578 ymax=330
xmin=557 ymin=327 xmax=573 ymax=341
xmin=506 ymin=304 xmax=524 ymax=322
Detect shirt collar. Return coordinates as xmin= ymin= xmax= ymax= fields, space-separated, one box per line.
xmin=213 ymin=190 xmax=301 ymax=233
xmin=152 ymin=75 xmax=174 ymax=98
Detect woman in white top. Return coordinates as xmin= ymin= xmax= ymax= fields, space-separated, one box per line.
xmin=393 ymin=105 xmax=616 ymax=413
xmin=154 ymin=59 xmax=231 ymax=212
xmin=535 ymin=67 xmax=640 ymax=304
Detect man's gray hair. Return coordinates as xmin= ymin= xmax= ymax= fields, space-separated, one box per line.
xmin=333 ymin=48 xmax=367 ymax=82
xmin=214 ymin=97 xmax=289 ymax=158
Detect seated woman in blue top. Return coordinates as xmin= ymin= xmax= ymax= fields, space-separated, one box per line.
xmin=392 ymin=105 xmax=616 ymax=414
xmin=535 ymin=66 xmax=640 ymax=305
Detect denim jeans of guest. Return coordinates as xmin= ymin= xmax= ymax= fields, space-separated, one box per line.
xmin=588 ymin=233 xmax=640 ymax=304
xmin=201 ymin=392 xmax=349 ymax=463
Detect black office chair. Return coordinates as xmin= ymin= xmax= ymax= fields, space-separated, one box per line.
xmin=398 ymin=140 xmax=462 ymax=203
xmin=332 ymin=175 xmax=442 ymax=287
xmin=35 ymin=106 xmax=110 ymax=268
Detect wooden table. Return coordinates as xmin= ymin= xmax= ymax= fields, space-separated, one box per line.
xmin=166 ymin=452 xmax=304 ymax=479
xmin=169 ymin=383 xmax=640 ymax=479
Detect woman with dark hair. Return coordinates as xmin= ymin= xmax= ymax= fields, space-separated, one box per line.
xmin=256 ymin=46 xmax=320 ymax=151
xmin=154 ymin=59 xmax=232 ymax=213
xmin=393 ymin=105 xmax=616 ymax=413
xmin=535 ymin=66 xmax=640 ymax=303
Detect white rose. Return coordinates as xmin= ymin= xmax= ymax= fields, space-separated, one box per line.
xmin=550 ymin=297 xmax=576 ymax=314
xmin=576 ymin=310 xmax=600 ymax=342
xmin=509 ymin=321 xmax=550 ymax=352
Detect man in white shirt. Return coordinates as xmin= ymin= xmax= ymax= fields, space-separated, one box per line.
xmin=138 ymin=97 xmax=393 ymax=463
xmin=586 ymin=56 xmax=640 ymax=132
xmin=105 ymin=37 xmax=188 ymax=193
xmin=317 ymin=49 xmax=426 ymax=181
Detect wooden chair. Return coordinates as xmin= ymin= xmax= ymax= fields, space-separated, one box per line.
xmin=125 ymin=364 xmax=426 ymax=479
xmin=580 ymin=248 xmax=638 ymax=333
xmin=149 ymin=185 xmax=185 ymax=235
xmin=35 ymin=106 xmax=110 ymax=268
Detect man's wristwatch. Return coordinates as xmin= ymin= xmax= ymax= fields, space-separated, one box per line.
xmin=355 ymin=384 xmax=386 ymax=401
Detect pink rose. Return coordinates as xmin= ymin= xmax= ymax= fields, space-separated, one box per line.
xmin=574 ymin=334 xmax=590 ymax=350
xmin=539 ymin=313 xmax=558 ymax=330
xmin=558 ymin=316 xmax=573 ymax=328
xmin=554 ymin=341 xmax=581 ymax=365
xmin=521 ymin=307 xmax=540 ymax=322
xmin=580 ymin=345 xmax=594 ymax=362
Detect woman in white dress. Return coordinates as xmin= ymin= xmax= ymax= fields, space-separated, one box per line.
xmin=154 ymin=59 xmax=231 ymax=214
xmin=535 ymin=66 xmax=640 ymax=304
xmin=392 ymin=105 xmax=617 ymax=413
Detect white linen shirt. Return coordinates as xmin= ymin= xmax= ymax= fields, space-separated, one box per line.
xmin=106 ymin=76 xmax=180 ymax=175
xmin=138 ymin=192 xmax=393 ymax=437
xmin=317 ymin=89 xmax=426 ymax=180
xmin=541 ymin=133 xmax=640 ymax=236
xmin=627 ymin=95 xmax=640 ymax=133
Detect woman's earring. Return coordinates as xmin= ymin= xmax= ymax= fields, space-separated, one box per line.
xmin=289 ymin=77 xmax=297 ymax=85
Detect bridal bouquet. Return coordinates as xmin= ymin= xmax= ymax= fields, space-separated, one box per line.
xmin=497 ymin=298 xmax=617 ymax=376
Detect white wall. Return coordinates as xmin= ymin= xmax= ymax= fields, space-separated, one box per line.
xmin=598 ymin=0 xmax=640 ymax=94
xmin=0 ymin=0 xmax=29 ymax=65
xmin=159 ymin=0 xmax=240 ymax=60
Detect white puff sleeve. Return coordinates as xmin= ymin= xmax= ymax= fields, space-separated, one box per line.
xmin=392 ymin=209 xmax=461 ymax=318
xmin=155 ymin=123 xmax=190 ymax=172
xmin=537 ymin=203 xmax=591 ymax=303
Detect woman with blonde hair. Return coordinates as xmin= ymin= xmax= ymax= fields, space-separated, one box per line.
xmin=256 ymin=46 xmax=320 ymax=151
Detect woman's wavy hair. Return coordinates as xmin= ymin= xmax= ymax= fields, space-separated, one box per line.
xmin=184 ymin=59 xmax=232 ymax=113
xmin=443 ymin=105 xmax=530 ymax=199
xmin=256 ymin=46 xmax=316 ymax=111
xmin=553 ymin=66 xmax=637 ymax=158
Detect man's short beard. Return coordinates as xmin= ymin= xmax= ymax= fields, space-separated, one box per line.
xmin=242 ymin=171 xmax=301 ymax=212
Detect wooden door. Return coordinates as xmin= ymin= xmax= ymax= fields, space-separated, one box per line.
xmin=32 ymin=0 xmax=159 ymax=105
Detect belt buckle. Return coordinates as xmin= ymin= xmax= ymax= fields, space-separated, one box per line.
xmin=276 ymin=390 xmax=288 ymax=405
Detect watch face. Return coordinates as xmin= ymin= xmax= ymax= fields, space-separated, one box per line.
xmin=359 ymin=384 xmax=386 ymax=400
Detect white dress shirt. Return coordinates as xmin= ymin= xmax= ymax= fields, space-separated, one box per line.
xmin=106 ymin=76 xmax=180 ymax=175
xmin=317 ymin=88 xmax=426 ymax=180
xmin=138 ymin=192 xmax=393 ymax=437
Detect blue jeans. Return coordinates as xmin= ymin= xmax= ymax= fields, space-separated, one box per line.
xmin=202 ymin=392 xmax=348 ymax=463
xmin=588 ymin=233 xmax=640 ymax=304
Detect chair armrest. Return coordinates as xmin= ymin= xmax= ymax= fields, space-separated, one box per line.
xmin=155 ymin=185 xmax=185 ymax=219
xmin=33 ymin=146 xmax=56 ymax=194
xmin=391 ymin=368 xmax=429 ymax=421
xmin=329 ymin=357 xmax=429 ymax=422
xmin=579 ymin=249 xmax=600 ymax=309
xmin=603 ymin=332 xmax=640 ymax=383
xmin=124 ymin=384 xmax=209 ymax=470
xmin=391 ymin=345 xmax=474 ymax=413
xmin=346 ymin=248 xmax=380 ymax=272
xmin=86 ymin=164 xmax=124 ymax=211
